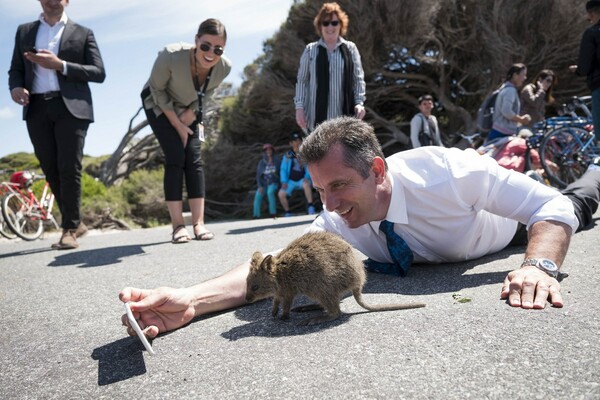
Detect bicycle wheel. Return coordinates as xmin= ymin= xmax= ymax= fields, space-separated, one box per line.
xmin=2 ymin=192 xmax=44 ymax=241
xmin=539 ymin=126 xmax=590 ymax=189
xmin=0 ymin=210 xmax=17 ymax=239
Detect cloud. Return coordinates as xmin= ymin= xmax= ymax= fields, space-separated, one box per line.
xmin=0 ymin=107 xmax=16 ymax=119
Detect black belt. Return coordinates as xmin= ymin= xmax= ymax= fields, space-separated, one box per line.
xmin=31 ymin=91 xmax=61 ymax=100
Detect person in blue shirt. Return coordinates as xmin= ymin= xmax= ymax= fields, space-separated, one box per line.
xmin=278 ymin=132 xmax=316 ymax=216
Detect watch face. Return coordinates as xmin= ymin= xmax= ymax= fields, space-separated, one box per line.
xmin=539 ymin=259 xmax=558 ymax=272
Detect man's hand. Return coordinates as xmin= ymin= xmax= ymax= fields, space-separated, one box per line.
xmin=500 ymin=266 xmax=563 ymax=309
xmin=11 ymin=87 xmax=30 ymax=106
xmin=24 ymin=49 xmax=64 ymax=71
xmin=119 ymin=287 xmax=197 ymax=339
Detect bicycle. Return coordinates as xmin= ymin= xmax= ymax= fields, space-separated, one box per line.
xmin=0 ymin=182 xmax=19 ymax=239
xmin=537 ymin=124 xmax=598 ymax=188
xmin=532 ymin=96 xmax=598 ymax=188
xmin=1 ymin=171 xmax=59 ymax=241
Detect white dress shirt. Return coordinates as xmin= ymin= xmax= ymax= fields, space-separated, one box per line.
xmin=32 ymin=12 xmax=68 ymax=94
xmin=307 ymin=147 xmax=578 ymax=264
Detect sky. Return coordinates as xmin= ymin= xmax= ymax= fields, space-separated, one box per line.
xmin=0 ymin=0 xmax=295 ymax=158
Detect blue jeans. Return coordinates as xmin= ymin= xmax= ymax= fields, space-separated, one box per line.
xmin=253 ymin=183 xmax=278 ymax=217
xmin=592 ymin=87 xmax=600 ymax=142
xmin=485 ymin=128 xmax=511 ymax=144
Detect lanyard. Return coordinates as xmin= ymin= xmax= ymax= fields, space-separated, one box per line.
xmin=193 ymin=48 xmax=213 ymax=124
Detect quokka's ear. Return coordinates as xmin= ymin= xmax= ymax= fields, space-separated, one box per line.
xmin=250 ymin=251 xmax=263 ymax=268
xmin=261 ymin=254 xmax=274 ymax=272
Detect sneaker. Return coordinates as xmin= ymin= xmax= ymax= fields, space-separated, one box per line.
xmin=283 ymin=212 xmax=293 ymax=217
xmin=51 ymin=229 xmax=79 ymax=250
xmin=307 ymin=205 xmax=316 ymax=215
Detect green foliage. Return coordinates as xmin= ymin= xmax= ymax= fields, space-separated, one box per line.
xmin=0 ymin=152 xmax=39 ymax=171
xmin=0 ymin=153 xmax=40 ymax=181
xmin=83 ymin=154 xmax=110 ymax=178
xmin=81 ymin=173 xmax=107 ymax=198
xmin=119 ymin=168 xmax=169 ymax=227
xmin=79 ymin=168 xmax=169 ymax=228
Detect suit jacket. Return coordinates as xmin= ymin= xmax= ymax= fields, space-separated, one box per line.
xmin=8 ymin=19 xmax=106 ymax=122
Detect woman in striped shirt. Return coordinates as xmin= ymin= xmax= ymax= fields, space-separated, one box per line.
xmin=294 ymin=2 xmax=366 ymax=133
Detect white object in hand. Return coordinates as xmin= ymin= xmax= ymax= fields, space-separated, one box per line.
xmin=124 ymin=302 xmax=155 ymax=355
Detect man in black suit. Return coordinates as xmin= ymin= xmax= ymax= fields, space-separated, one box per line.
xmin=8 ymin=0 xmax=106 ymax=249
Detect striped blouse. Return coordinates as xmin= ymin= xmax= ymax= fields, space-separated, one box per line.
xmin=294 ymin=37 xmax=366 ymax=131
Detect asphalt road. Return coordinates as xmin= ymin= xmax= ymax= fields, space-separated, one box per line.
xmin=1 ymin=213 xmax=599 ymax=399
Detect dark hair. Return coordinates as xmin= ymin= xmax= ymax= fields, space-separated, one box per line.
xmin=587 ymin=0 xmax=600 ymax=11
xmin=313 ymin=2 xmax=349 ymax=37
xmin=197 ymin=18 xmax=227 ymax=42
xmin=418 ymin=94 xmax=434 ymax=104
xmin=533 ymin=69 xmax=556 ymax=104
xmin=505 ymin=63 xmax=527 ymax=81
xmin=298 ymin=117 xmax=387 ymax=179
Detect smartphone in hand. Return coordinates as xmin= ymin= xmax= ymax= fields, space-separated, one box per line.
xmin=124 ymin=302 xmax=156 ymax=355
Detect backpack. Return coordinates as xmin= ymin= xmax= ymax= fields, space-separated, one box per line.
xmin=476 ymin=90 xmax=500 ymax=133
xmin=417 ymin=114 xmax=432 ymax=147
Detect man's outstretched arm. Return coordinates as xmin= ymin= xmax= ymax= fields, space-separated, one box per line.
xmin=120 ymin=262 xmax=250 ymax=338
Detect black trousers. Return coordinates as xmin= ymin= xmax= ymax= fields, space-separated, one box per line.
xmin=510 ymin=169 xmax=600 ymax=246
xmin=26 ymin=96 xmax=89 ymax=230
xmin=142 ymin=105 xmax=205 ymax=201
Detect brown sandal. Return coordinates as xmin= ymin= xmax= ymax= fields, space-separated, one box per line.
xmin=171 ymin=225 xmax=191 ymax=244
xmin=193 ymin=223 xmax=214 ymax=241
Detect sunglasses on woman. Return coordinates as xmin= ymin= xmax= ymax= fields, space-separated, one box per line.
xmin=199 ymin=43 xmax=224 ymax=56
xmin=322 ymin=20 xmax=339 ymax=27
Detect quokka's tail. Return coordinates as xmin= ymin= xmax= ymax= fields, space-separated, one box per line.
xmin=352 ymin=290 xmax=426 ymax=312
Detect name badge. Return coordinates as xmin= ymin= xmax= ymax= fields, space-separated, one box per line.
xmin=197 ymin=123 xmax=205 ymax=142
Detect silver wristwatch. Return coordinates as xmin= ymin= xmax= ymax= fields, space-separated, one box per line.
xmin=520 ymin=258 xmax=559 ymax=279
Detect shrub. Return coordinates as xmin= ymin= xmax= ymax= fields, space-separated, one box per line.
xmin=119 ymin=168 xmax=169 ymax=227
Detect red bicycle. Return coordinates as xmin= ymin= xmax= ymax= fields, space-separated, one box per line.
xmin=1 ymin=171 xmax=59 ymax=241
xmin=0 ymin=181 xmax=19 ymax=239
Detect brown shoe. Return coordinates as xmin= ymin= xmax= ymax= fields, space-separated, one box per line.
xmin=51 ymin=229 xmax=79 ymax=250
xmin=75 ymin=222 xmax=88 ymax=238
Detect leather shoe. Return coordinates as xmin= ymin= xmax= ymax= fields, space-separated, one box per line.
xmin=51 ymin=229 xmax=79 ymax=250
xmin=75 ymin=222 xmax=88 ymax=238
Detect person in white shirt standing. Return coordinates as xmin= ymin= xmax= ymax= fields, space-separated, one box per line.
xmin=409 ymin=94 xmax=443 ymax=148
xmin=8 ymin=0 xmax=105 ymax=249
xmin=119 ymin=117 xmax=600 ymax=339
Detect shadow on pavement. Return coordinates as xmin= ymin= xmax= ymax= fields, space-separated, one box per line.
xmin=48 ymin=242 xmax=164 ymax=268
xmin=227 ymin=219 xmax=313 ymax=235
xmin=91 ymin=336 xmax=149 ymax=386
xmin=221 ymin=305 xmax=349 ymax=341
xmin=0 ymin=247 xmax=54 ymax=259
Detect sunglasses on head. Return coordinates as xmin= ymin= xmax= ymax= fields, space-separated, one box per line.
xmin=199 ymin=43 xmax=224 ymax=56
xmin=322 ymin=20 xmax=340 ymax=27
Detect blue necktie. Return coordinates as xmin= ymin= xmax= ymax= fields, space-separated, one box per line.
xmin=364 ymin=220 xmax=414 ymax=276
